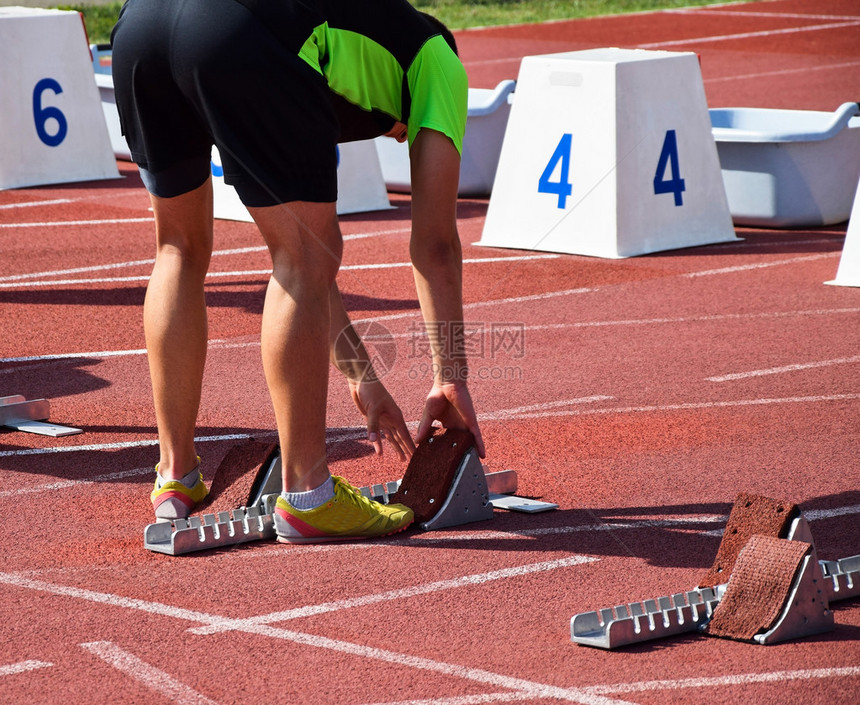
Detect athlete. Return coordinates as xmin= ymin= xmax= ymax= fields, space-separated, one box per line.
xmin=111 ymin=0 xmax=484 ymax=543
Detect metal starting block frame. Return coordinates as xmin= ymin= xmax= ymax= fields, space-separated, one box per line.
xmin=359 ymin=447 xmax=557 ymax=530
xmin=144 ymin=496 xmax=277 ymax=556
xmin=0 ymin=395 xmax=81 ymax=437
xmin=571 ymin=585 xmax=726 ymax=650
xmin=570 ymin=513 xmax=860 ymax=649
xmin=144 ymin=450 xmax=556 ymax=555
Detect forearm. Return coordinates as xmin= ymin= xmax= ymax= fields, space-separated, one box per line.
xmin=409 ymin=128 xmax=469 ymax=385
xmin=410 ymin=237 xmax=468 ymax=384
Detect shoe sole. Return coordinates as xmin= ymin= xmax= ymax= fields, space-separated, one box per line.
xmin=275 ymin=519 xmax=413 ymax=545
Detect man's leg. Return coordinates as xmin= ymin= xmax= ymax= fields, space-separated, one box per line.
xmin=247 ymin=201 xmax=342 ymax=493
xmin=145 ymin=179 xmax=214 ymax=481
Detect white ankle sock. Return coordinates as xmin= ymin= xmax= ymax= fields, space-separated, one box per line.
xmin=155 ymin=465 xmax=199 ymax=490
xmin=282 ymin=476 xmax=335 ymax=510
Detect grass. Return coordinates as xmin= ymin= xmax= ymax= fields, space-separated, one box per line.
xmin=57 ymin=0 xmax=745 ymax=45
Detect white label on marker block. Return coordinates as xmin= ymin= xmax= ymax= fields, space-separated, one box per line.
xmin=478 ymin=48 xmax=738 ymax=259
xmin=0 ymin=8 xmax=118 ymax=190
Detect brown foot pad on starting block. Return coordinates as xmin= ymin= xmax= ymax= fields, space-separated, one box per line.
xmin=197 ymin=439 xmax=279 ymax=513
xmin=699 ymin=493 xmax=800 ymax=588
xmin=703 ymin=534 xmax=833 ymax=644
xmin=388 ymin=428 xmax=492 ymax=528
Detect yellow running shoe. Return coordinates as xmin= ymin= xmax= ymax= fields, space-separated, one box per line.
xmin=274 ymin=475 xmax=413 ymax=543
xmin=150 ymin=459 xmax=208 ymax=520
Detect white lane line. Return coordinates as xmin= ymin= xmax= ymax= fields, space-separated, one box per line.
xmin=706 ymin=59 xmax=860 ymax=84
xmin=638 ymin=19 xmax=860 ymax=48
xmin=498 ymin=308 xmax=860 ymax=337
xmin=0 ymin=217 xmax=153 ymax=228
xmin=684 ymin=252 xmax=838 ymax=278
xmin=358 ymin=287 xmax=595 ymax=324
xmin=0 ymin=660 xmax=53 ymax=676
xmin=1 ymin=573 xmax=633 ymax=705
xmin=0 ymin=466 xmax=151 ymax=499
xmin=0 ymin=254 xmax=560 ymax=289
xmin=707 ymin=355 xmax=860 ymax=382
xmin=1 ymin=347 xmax=148 ymax=363
xmin=804 ymin=504 xmax=860 ymax=521
xmin=0 ymin=199 xmax=73 ymax=210
xmin=370 ymin=694 xmax=533 ymax=705
xmin=0 ymin=433 xmax=251 ymax=458
xmin=494 ymin=394 xmax=860 ymax=421
xmin=4 ymin=307 xmax=856 ymax=366
xmin=480 ymin=397 xmax=614 ymax=416
xmin=674 ymin=10 xmax=860 ymax=21
xmin=191 ymin=555 xmax=598 ymax=635
xmin=2 ymin=393 xmax=857 ymax=461
xmin=81 ymin=641 xmax=219 ymax=705
xmin=0 ymin=227 xmax=405 ymax=284
xmin=463 ymin=20 xmax=860 ymax=69
xmin=581 ymin=666 xmax=860 ymax=696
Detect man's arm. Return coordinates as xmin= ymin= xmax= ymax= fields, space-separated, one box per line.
xmin=408 ymin=128 xmax=485 ymax=457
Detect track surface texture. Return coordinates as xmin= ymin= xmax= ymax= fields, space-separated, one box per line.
xmin=1 ymin=1 xmax=858 ymax=703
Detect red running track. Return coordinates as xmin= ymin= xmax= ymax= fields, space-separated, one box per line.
xmin=1 ymin=1 xmax=858 ymax=703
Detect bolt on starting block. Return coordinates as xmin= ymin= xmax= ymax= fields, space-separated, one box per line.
xmin=144 ymin=430 xmax=557 ymax=556
xmin=570 ymin=493 xmax=859 ymax=649
xmin=0 ymin=395 xmax=81 ymax=437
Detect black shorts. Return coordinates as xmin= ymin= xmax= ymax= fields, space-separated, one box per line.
xmin=111 ymin=0 xmax=338 ymax=206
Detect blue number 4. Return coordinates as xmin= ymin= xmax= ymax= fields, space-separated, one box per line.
xmin=538 ymin=133 xmax=573 ymax=209
xmin=653 ymin=129 xmax=685 ymax=206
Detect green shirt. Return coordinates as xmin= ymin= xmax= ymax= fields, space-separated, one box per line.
xmin=300 ymin=21 xmax=468 ymax=154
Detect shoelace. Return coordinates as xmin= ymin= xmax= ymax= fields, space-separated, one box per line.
xmin=333 ymin=477 xmax=382 ymax=513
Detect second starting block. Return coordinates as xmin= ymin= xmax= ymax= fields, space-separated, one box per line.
xmin=570 ymin=493 xmax=859 ymax=649
xmin=0 ymin=395 xmax=81 ymax=437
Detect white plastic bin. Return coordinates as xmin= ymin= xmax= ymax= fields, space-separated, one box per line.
xmin=710 ymin=102 xmax=860 ymax=228
xmin=375 ymin=79 xmax=516 ymax=197
xmin=94 ymin=72 xmax=131 ymax=160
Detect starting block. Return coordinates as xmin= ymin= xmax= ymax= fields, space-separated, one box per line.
xmin=478 ymin=48 xmax=738 ymax=258
xmin=211 ymin=140 xmax=392 ymax=222
xmin=826 ymin=175 xmax=860 ymax=287
xmin=570 ymin=493 xmax=859 ymax=649
xmin=0 ymin=395 xmax=81 ymax=437
xmin=0 ymin=8 xmax=119 ymax=190
xmin=144 ymin=431 xmax=556 ymax=555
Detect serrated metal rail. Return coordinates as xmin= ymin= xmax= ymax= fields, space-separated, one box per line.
xmin=570 ymin=585 xmax=726 ymax=649
xmin=820 ymin=554 xmax=860 ymax=601
xmin=144 ymin=496 xmax=278 ymax=555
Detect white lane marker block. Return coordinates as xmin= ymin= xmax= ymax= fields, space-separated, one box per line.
xmin=478 ymin=48 xmax=738 ymax=259
xmin=0 ymin=8 xmax=119 ymax=189
xmin=212 ymin=140 xmax=391 ymax=222
xmin=826 ymin=176 xmax=860 ymax=287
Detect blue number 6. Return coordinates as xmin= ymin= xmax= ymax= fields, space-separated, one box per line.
xmin=33 ymin=78 xmax=68 ymax=147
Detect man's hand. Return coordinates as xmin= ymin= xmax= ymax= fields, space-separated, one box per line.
xmin=416 ymin=381 xmax=485 ymax=458
xmin=348 ymin=378 xmax=416 ymax=461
